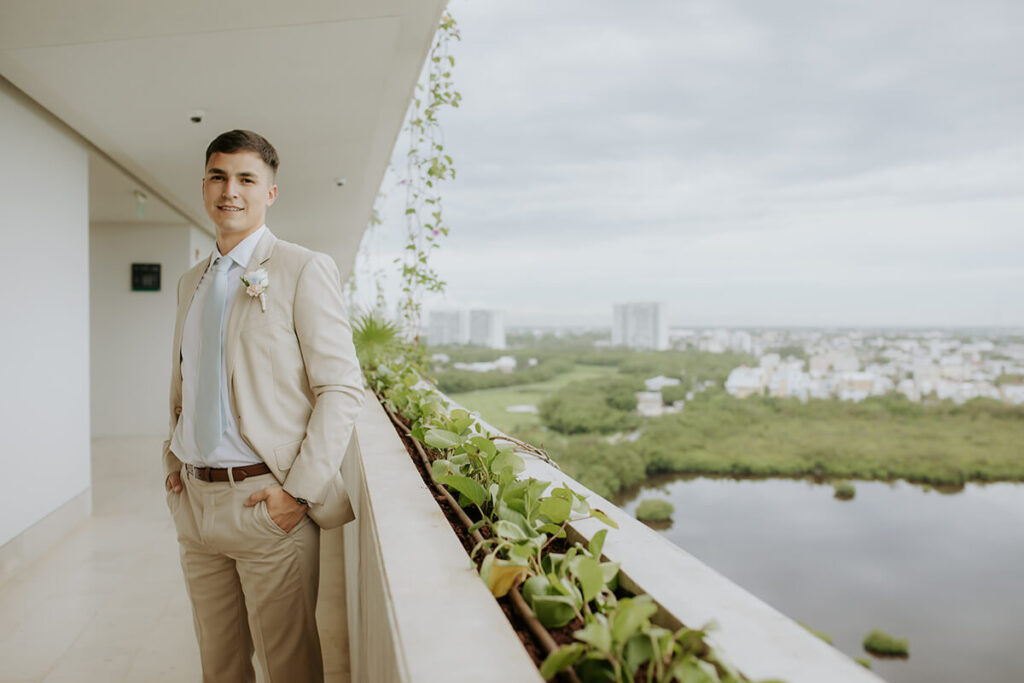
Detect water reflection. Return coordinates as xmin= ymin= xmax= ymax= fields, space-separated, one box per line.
xmin=614 ymin=477 xmax=1024 ymax=683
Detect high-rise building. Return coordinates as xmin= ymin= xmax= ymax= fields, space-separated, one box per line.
xmin=469 ymin=310 xmax=506 ymax=349
xmin=427 ymin=308 xmax=506 ymax=348
xmin=612 ymin=302 xmax=668 ymax=350
xmin=427 ymin=310 xmax=469 ymax=346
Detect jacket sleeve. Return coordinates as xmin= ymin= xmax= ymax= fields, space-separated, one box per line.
xmin=281 ymin=253 xmax=365 ymax=503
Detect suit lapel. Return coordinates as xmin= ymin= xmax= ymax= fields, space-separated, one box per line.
xmin=174 ymin=256 xmax=212 ymax=369
xmin=225 ymin=229 xmax=278 ymax=391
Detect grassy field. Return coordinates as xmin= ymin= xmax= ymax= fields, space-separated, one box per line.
xmin=634 ymin=394 xmax=1024 ymax=485
xmin=449 ymin=364 xmax=618 ymax=432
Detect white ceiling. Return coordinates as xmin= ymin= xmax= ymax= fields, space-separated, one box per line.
xmin=0 ymin=0 xmax=447 ymax=274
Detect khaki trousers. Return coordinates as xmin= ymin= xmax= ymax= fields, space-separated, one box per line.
xmin=167 ymin=465 xmax=323 ymax=683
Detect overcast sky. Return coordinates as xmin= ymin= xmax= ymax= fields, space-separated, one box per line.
xmin=355 ymin=0 xmax=1024 ymax=328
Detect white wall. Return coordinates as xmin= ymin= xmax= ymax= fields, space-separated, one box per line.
xmin=89 ymin=222 xmax=201 ymax=437
xmin=0 ymin=80 xmax=91 ymax=547
xmin=189 ymin=226 xmax=215 ymax=269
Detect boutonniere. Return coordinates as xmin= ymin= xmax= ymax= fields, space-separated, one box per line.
xmin=241 ymin=268 xmax=269 ymax=313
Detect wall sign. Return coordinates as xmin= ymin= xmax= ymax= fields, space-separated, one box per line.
xmin=132 ymin=263 xmax=161 ymax=291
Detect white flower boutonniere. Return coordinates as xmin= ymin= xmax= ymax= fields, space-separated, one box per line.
xmin=241 ymin=268 xmax=269 ymax=313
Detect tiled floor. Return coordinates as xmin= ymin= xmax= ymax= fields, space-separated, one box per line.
xmin=0 ymin=436 xmax=350 ymax=683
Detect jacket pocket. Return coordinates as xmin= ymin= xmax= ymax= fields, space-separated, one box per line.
xmin=274 ymin=438 xmax=304 ymax=471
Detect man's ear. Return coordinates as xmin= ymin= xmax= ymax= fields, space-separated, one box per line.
xmin=266 ymin=184 xmax=278 ymax=207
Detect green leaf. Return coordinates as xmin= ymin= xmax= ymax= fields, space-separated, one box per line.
xmin=450 ymin=409 xmax=474 ymax=433
xmin=497 ymin=502 xmax=532 ymax=528
xmin=575 ymin=659 xmax=616 ymax=682
xmin=669 ymin=655 xmax=719 ymax=683
xmin=623 ymin=634 xmax=655 ymax=675
xmin=497 ymin=465 xmax=516 ymax=486
xmin=490 ymin=451 xmax=524 ymax=477
xmin=572 ymin=495 xmax=591 ymax=516
xmin=574 ymin=556 xmax=605 ymax=603
xmin=538 ymin=522 xmax=563 ymax=535
xmin=539 ymin=496 xmax=572 ymax=525
xmin=611 ymin=596 xmax=658 ymax=643
xmin=470 ymin=435 xmax=497 ymax=457
xmin=522 ymin=575 xmax=550 ymax=605
xmin=494 ymin=519 xmax=530 ymax=541
xmin=539 ymin=644 xmax=584 ymax=680
xmin=508 ymin=542 xmax=536 ymax=561
xmin=600 ymin=561 xmax=620 ymax=588
xmin=574 ymin=619 xmax=613 ymax=654
xmin=435 ymin=474 xmax=487 ymax=507
xmin=501 ymin=479 xmax=528 ymax=505
xmin=588 ymin=529 xmax=608 ymax=559
xmin=591 ymin=508 xmax=619 ymax=529
xmin=527 ymin=478 xmax=551 ymax=502
xmin=531 ymin=595 xmax=577 ymax=628
xmin=430 ymin=459 xmax=453 ymax=480
xmin=424 ymin=428 xmax=461 ymax=449
xmin=551 ymin=486 xmax=573 ymax=501
xmin=546 ymin=572 xmax=572 ymax=597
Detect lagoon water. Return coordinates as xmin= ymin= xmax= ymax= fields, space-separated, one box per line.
xmin=614 ymin=478 xmax=1024 ymax=683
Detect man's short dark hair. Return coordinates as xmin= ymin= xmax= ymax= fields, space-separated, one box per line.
xmin=205 ymin=130 xmax=280 ymax=175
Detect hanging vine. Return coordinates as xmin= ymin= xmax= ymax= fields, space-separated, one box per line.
xmin=396 ymin=11 xmax=462 ymax=338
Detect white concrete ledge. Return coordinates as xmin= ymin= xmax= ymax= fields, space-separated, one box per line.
xmin=344 ymin=391 xmax=543 ymax=683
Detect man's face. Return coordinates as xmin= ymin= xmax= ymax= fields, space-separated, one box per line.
xmin=202 ymin=151 xmax=277 ymax=238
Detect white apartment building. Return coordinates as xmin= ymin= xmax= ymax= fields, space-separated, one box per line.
xmin=427 ymin=308 xmax=507 ymax=348
xmin=725 ymin=366 xmax=765 ymax=398
xmin=469 ymin=309 xmax=507 ymax=349
xmin=612 ymin=302 xmax=669 ymax=351
xmin=428 ymin=310 xmax=470 ymax=346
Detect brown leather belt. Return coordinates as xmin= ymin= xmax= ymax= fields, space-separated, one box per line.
xmin=185 ymin=462 xmax=271 ymax=482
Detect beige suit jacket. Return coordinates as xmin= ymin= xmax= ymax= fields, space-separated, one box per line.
xmin=162 ymin=229 xmax=364 ymax=529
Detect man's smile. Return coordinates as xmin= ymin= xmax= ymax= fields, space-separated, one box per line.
xmin=218 ymin=205 xmax=244 ymax=212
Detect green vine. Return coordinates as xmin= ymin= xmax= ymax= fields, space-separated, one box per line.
xmin=396 ymin=11 xmax=462 ymax=337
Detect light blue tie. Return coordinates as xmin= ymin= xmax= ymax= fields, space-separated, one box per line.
xmin=196 ymin=256 xmax=232 ymax=458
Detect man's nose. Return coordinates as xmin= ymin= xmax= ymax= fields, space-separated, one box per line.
xmin=221 ymin=178 xmax=240 ymax=197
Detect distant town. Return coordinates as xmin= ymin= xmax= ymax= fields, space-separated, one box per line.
xmin=425 ymin=303 xmax=1024 ymax=407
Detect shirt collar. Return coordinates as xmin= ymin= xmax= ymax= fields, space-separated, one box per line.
xmin=211 ymin=225 xmax=268 ymax=271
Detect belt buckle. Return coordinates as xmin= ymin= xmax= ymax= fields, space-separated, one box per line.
xmin=187 ymin=463 xmax=208 ymax=481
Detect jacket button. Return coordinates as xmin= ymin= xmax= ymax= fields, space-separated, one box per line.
xmin=175 ymin=406 xmax=183 ymax=416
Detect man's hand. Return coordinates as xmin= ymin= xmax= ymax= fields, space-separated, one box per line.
xmin=166 ymin=471 xmax=183 ymax=493
xmin=245 ymin=485 xmax=308 ymax=532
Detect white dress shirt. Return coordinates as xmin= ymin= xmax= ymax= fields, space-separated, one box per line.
xmin=170 ymin=225 xmax=267 ymax=468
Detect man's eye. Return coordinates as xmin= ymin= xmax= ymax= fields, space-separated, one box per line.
xmin=242 ymin=178 xmax=254 ymax=184
xmin=210 ymin=175 xmax=224 ymax=180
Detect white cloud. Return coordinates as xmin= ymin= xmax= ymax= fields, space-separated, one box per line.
xmin=357 ymin=0 xmax=1024 ymax=327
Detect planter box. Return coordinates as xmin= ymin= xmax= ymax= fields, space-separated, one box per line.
xmin=342 ymin=391 xmax=543 ymax=683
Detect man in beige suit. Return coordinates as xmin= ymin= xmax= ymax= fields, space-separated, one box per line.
xmin=163 ymin=130 xmax=364 ymax=683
